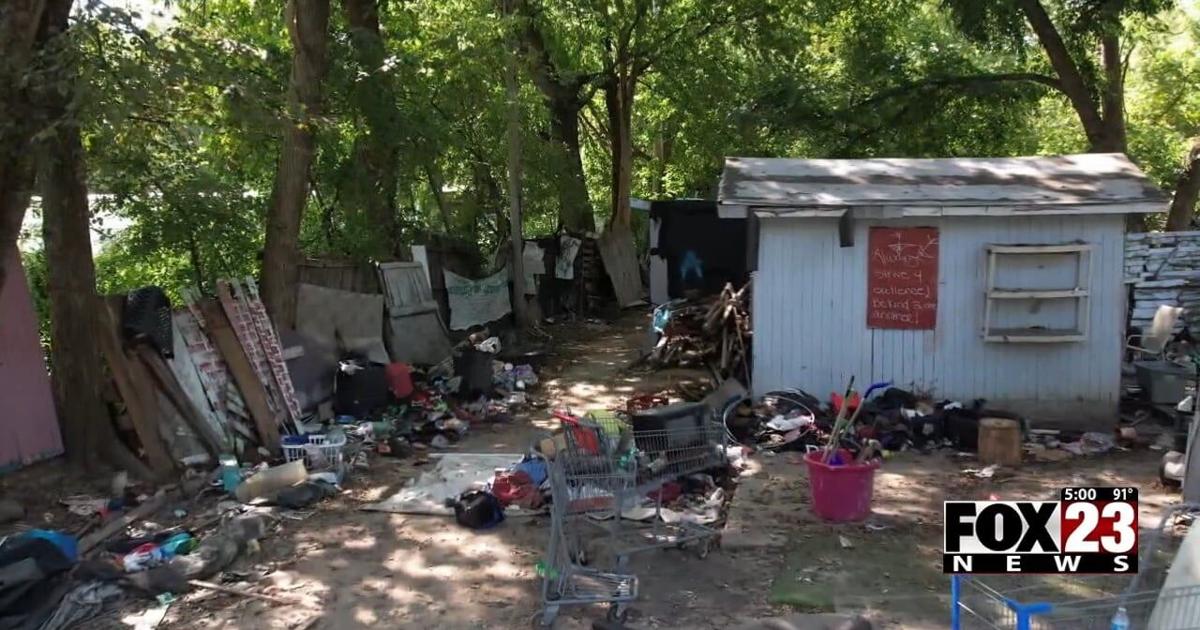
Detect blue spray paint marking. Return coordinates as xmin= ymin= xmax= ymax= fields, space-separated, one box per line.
xmin=680 ymin=250 xmax=704 ymax=281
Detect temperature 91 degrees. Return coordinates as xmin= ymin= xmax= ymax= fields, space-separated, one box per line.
xmin=1060 ymin=487 xmax=1139 ymax=502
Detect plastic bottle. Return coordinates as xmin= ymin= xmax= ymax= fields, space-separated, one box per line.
xmin=1110 ymin=606 xmax=1129 ymax=630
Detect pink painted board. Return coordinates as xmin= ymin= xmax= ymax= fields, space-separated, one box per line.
xmin=0 ymin=246 xmax=63 ymax=471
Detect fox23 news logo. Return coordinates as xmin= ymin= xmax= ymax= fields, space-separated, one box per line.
xmin=943 ymin=487 xmax=1138 ymax=574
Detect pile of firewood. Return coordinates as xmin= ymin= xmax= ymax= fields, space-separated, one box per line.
xmin=642 ymin=281 xmax=751 ymax=381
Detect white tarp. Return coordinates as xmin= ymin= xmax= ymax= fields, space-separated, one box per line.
xmin=556 ymin=235 xmax=582 ymax=279
xmin=361 ymin=453 xmax=529 ymax=516
xmin=444 ymin=267 xmax=511 ymax=330
xmin=523 ymin=241 xmax=545 ymax=295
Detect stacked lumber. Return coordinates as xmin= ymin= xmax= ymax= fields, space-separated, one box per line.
xmin=1125 ymin=231 xmax=1200 ymax=332
xmin=644 ymin=281 xmax=752 ymax=381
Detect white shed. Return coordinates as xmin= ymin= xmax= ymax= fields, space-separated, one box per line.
xmin=719 ymin=153 xmax=1167 ymax=426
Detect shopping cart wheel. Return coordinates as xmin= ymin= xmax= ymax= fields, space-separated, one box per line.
xmin=607 ymin=603 xmax=629 ymax=623
xmin=531 ymin=606 xmax=558 ymax=628
xmin=572 ymin=548 xmax=589 ymax=566
xmin=696 ymin=539 xmax=712 ymax=559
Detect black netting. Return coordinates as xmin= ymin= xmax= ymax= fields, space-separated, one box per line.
xmin=122 ymin=286 xmax=173 ymax=358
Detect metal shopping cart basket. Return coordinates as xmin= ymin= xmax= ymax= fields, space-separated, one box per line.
xmin=533 ymin=405 xmax=729 ymax=627
xmin=560 ymin=405 xmax=728 ymax=563
xmin=534 ymin=445 xmax=638 ymax=628
xmin=951 ymin=503 xmax=1200 ymax=629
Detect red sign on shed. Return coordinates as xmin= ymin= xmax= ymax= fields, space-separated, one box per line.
xmin=867 ymin=226 xmax=939 ymax=329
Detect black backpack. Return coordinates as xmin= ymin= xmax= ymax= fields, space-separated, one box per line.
xmin=453 ymin=490 xmax=504 ymax=529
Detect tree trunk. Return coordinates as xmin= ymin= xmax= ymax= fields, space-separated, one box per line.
xmin=0 ymin=0 xmax=66 ymax=295
xmin=39 ymin=125 xmax=132 ymax=472
xmin=36 ymin=9 xmax=152 ymax=479
xmin=342 ymin=0 xmax=402 ymax=256
xmin=548 ymin=100 xmax=595 ymax=233
xmin=604 ymin=71 xmax=636 ymax=229
xmin=506 ymin=0 xmax=595 ymax=233
xmin=504 ymin=0 xmax=527 ymax=331
xmin=1166 ymin=140 xmax=1200 ymax=232
xmin=652 ymin=126 xmax=674 ymax=198
xmin=1015 ymin=0 xmax=1109 ymax=150
xmin=1099 ymin=30 xmax=1127 ymax=153
xmin=261 ymin=0 xmax=330 ymax=329
xmin=424 ymin=162 xmax=453 ymax=233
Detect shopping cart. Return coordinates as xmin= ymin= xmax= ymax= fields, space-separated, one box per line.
xmin=562 ymin=405 xmax=727 ymax=562
xmin=534 ymin=405 xmax=728 ymax=626
xmin=534 ymin=446 xmax=638 ymax=628
xmin=950 ymin=503 xmax=1200 ymax=629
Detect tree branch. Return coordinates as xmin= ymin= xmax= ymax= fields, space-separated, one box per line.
xmin=1014 ymin=0 xmax=1107 ymax=147
xmin=843 ymin=72 xmax=1062 ymax=112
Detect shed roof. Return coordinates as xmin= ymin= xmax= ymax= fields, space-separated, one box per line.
xmin=718 ymin=153 xmax=1167 ymax=218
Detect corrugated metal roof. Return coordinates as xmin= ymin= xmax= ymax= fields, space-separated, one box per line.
xmin=718 ymin=153 xmax=1168 ymax=213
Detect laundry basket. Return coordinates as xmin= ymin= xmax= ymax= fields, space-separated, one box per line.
xmin=281 ymin=432 xmax=346 ymax=472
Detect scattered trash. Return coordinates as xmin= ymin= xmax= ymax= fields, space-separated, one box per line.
xmin=274 ymin=481 xmax=338 ymax=509
xmin=839 ymin=535 xmax=854 ymax=549
xmin=234 ymin=460 xmax=307 ymax=503
xmin=963 ymin=464 xmax=999 ymax=479
xmin=1060 ymin=432 xmax=1116 ymax=456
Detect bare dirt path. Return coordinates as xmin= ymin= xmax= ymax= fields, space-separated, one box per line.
xmin=159 ymin=312 xmax=776 ymax=630
xmin=120 ymin=311 xmax=1185 ymax=630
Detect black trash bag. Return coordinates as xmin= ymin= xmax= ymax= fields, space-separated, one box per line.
xmin=940 ymin=399 xmax=987 ymax=450
xmin=452 ymin=490 xmax=504 ymax=530
xmin=122 ymin=286 xmax=173 ymax=358
xmin=909 ymin=415 xmax=945 ymax=449
xmin=875 ymin=387 xmax=918 ymax=410
xmin=275 ymin=481 xmax=338 ymax=509
xmin=0 ymin=536 xmax=77 ymax=630
xmin=334 ymin=358 xmax=391 ymax=418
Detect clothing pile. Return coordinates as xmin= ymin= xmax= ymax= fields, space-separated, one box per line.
xmin=725 ymin=386 xmax=1024 ymax=458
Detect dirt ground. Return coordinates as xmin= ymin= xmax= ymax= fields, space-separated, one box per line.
xmin=1 ymin=311 xmax=1189 ymax=630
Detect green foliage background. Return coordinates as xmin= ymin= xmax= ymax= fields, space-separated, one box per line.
xmin=17 ymin=0 xmax=1200 ymax=309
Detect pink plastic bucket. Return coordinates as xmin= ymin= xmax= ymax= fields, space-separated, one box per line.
xmin=804 ymin=450 xmax=880 ymax=522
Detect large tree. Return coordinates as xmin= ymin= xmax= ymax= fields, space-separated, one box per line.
xmin=339 ymin=0 xmax=403 ymax=256
xmin=261 ymin=0 xmax=331 ymax=328
xmin=37 ymin=0 xmax=153 ymax=478
xmin=943 ymin=0 xmax=1175 ymax=227
xmin=506 ymin=0 xmax=597 ymax=233
xmin=0 ymin=0 xmax=73 ymax=294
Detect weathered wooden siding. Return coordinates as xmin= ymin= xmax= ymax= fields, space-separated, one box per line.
xmin=753 ymin=214 xmax=1126 ymax=423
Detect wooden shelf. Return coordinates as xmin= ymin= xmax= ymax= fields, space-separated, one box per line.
xmin=987 ymin=244 xmax=1092 ymax=255
xmin=984 ymin=327 xmax=1086 ymax=343
xmin=987 ymin=288 xmax=1089 ymax=299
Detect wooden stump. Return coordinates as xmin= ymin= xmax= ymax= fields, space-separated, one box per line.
xmin=978 ymin=418 xmax=1022 ymax=467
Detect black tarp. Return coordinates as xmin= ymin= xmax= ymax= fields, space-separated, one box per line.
xmin=650 ymin=199 xmax=748 ymax=299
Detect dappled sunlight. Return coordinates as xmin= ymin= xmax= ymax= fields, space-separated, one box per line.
xmin=353 ymin=606 xmax=378 ymax=624
xmin=344 ymin=534 xmax=378 ymax=550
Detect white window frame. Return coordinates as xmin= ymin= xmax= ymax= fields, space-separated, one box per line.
xmin=983 ymin=244 xmax=1092 ymax=343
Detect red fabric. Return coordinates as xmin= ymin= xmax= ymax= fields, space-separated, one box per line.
xmin=492 ymin=471 xmax=541 ymax=509
xmin=386 ymin=363 xmax=414 ymax=399
xmin=647 ymin=481 xmax=682 ymax=503
xmin=830 ymin=392 xmax=861 ymax=415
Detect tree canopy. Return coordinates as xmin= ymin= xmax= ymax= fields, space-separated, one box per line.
xmin=9 ymin=0 xmax=1200 ymax=300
